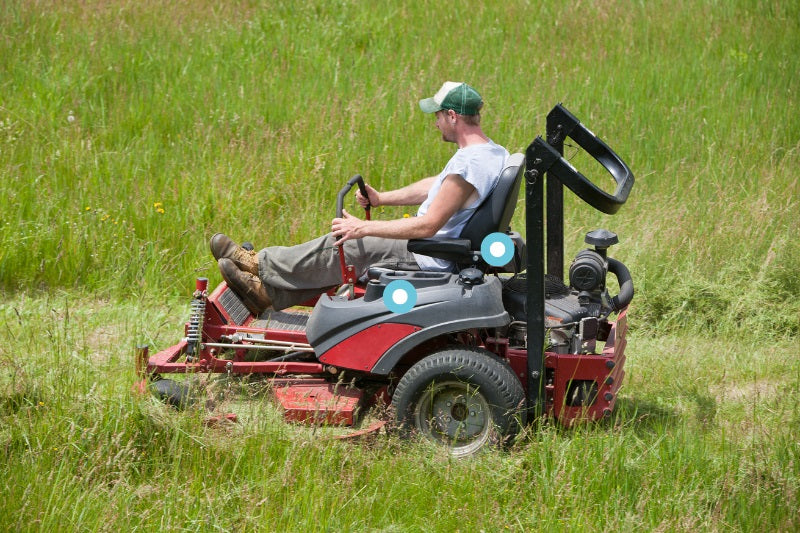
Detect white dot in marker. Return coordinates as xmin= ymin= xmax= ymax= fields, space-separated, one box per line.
xmin=392 ymin=290 xmax=408 ymax=305
xmin=490 ymin=241 xmax=506 ymax=258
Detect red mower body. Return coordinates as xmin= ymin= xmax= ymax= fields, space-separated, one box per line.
xmin=142 ymin=278 xmax=630 ymax=427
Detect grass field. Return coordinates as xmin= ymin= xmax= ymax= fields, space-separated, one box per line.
xmin=1 ymin=0 xmax=798 ymax=530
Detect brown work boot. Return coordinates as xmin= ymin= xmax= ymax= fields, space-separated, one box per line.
xmin=217 ymin=258 xmax=271 ymax=315
xmin=210 ymin=233 xmax=259 ymax=275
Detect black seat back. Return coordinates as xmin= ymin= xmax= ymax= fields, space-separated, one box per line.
xmin=405 ymin=152 xmax=526 ymax=271
xmin=460 ymin=152 xmax=525 ymax=247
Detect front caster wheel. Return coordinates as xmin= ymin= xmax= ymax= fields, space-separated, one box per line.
xmin=150 ymin=379 xmax=194 ymax=409
xmin=391 ymin=347 xmax=525 ymax=457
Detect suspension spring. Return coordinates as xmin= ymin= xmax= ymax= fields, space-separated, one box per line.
xmin=186 ymin=278 xmax=208 ymax=358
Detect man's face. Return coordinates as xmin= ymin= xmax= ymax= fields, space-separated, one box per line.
xmin=435 ymin=109 xmax=457 ymax=143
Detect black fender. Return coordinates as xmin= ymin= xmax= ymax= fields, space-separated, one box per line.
xmin=306 ymin=274 xmax=509 ymax=375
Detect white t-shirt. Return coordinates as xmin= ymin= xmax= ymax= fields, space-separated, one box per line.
xmin=413 ymin=140 xmax=510 ymax=271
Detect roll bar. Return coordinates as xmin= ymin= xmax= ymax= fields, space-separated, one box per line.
xmin=526 ymin=104 xmax=634 ymax=215
xmin=525 ymin=104 xmax=635 ymax=418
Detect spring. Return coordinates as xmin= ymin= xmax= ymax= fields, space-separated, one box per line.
xmin=186 ymin=295 xmax=206 ymax=357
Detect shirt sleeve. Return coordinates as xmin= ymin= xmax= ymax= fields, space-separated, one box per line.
xmin=443 ymin=147 xmax=503 ymax=208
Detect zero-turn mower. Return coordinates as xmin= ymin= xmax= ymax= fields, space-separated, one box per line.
xmin=136 ymin=104 xmax=634 ymax=456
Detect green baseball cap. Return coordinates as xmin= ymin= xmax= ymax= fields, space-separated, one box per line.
xmin=419 ymin=81 xmax=483 ymax=116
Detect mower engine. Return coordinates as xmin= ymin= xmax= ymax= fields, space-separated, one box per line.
xmin=502 ymin=228 xmax=633 ymax=356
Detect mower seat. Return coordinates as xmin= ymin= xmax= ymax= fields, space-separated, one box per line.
xmin=407 ymin=152 xmax=526 ymax=272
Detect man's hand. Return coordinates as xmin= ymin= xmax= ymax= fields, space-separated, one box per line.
xmin=356 ymin=184 xmax=380 ymax=208
xmin=331 ymin=209 xmax=365 ymax=244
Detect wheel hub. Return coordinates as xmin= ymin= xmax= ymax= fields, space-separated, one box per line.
xmin=416 ymin=381 xmax=491 ymax=447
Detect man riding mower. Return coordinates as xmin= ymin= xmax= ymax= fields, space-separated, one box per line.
xmin=137 ymin=83 xmax=634 ymax=457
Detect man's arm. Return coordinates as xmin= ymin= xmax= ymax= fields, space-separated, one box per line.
xmin=332 ymin=174 xmax=476 ymax=242
xmin=356 ymin=177 xmax=437 ymax=207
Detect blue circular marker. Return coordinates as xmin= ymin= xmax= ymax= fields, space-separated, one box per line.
xmin=481 ymin=232 xmax=515 ymax=267
xmin=384 ymin=280 xmax=417 ymax=314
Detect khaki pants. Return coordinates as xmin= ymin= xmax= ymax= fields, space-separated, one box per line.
xmin=257 ymin=234 xmax=418 ymax=310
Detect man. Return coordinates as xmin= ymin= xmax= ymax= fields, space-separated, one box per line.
xmin=212 ymin=81 xmax=509 ymax=315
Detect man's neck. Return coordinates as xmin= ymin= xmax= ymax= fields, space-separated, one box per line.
xmin=455 ymin=126 xmax=490 ymax=149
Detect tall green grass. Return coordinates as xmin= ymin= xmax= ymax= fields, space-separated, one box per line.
xmin=1 ymin=295 xmax=797 ymax=530
xmin=1 ymin=0 xmax=799 ymax=530
xmin=1 ymin=0 xmax=797 ymax=336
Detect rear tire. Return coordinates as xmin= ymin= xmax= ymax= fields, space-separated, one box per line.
xmin=392 ymin=347 xmax=525 ymax=457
